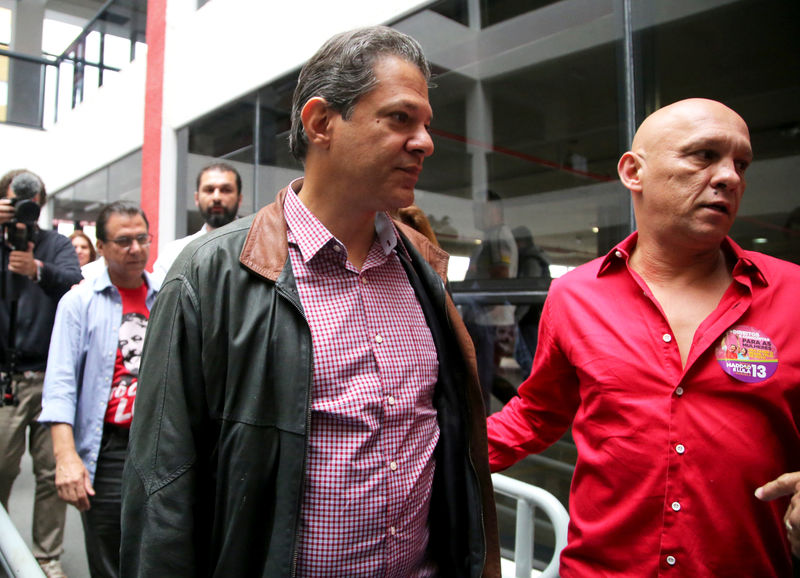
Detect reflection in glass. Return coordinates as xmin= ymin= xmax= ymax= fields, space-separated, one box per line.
xmin=633 ymin=0 xmax=800 ymax=265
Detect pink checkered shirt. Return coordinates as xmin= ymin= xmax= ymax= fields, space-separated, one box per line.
xmin=284 ymin=186 xmax=440 ymax=577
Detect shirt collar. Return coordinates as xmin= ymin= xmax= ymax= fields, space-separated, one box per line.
xmin=92 ymin=267 xmax=159 ymax=294
xmin=725 ymin=236 xmax=769 ymax=288
xmin=375 ymin=212 xmax=406 ymax=258
xmin=283 ymin=180 xmax=408 ymax=264
xmin=598 ymin=231 xmax=768 ymax=287
xmin=597 ymin=231 xmax=638 ymax=276
xmin=284 ymin=181 xmax=333 ymax=263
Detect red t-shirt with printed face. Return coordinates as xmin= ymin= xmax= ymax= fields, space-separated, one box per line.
xmin=105 ymin=283 xmax=149 ymax=428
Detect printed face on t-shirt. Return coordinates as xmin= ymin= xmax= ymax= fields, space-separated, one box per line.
xmin=119 ymin=312 xmax=147 ymax=375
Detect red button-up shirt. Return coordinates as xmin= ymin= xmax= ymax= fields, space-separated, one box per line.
xmin=488 ymin=233 xmax=800 ymax=576
xmin=284 ymin=187 xmax=440 ymax=577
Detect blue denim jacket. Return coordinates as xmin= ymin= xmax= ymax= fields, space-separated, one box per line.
xmin=40 ymin=268 xmax=159 ymax=481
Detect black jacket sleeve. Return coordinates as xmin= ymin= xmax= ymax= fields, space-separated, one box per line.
xmin=120 ymin=274 xmax=208 ymax=576
xmin=34 ymin=229 xmax=83 ymax=299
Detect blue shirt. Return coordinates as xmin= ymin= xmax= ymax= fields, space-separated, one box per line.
xmin=40 ymin=268 xmax=159 ymax=481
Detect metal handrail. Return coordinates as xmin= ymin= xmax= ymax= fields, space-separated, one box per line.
xmin=0 ymin=48 xmax=55 ymax=67
xmin=492 ymin=473 xmax=569 ymax=578
xmin=0 ymin=503 xmax=45 ymax=577
xmin=55 ymin=0 xmax=120 ymax=66
xmin=0 ymin=49 xmax=118 ymax=73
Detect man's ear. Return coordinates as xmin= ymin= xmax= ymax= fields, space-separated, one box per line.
xmin=617 ymin=151 xmax=643 ymax=193
xmin=301 ymin=97 xmax=334 ymax=150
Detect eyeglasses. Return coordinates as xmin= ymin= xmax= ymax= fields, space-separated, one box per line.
xmin=107 ymin=234 xmax=152 ymax=249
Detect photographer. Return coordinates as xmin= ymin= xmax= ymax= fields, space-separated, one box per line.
xmin=0 ymin=169 xmax=82 ymax=578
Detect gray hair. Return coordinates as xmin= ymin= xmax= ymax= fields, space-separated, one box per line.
xmin=289 ymin=26 xmax=431 ymax=162
xmin=1 ymin=169 xmax=46 ymax=206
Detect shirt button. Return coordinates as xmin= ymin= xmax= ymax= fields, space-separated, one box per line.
xmin=332 ymin=245 xmax=341 ymax=253
xmin=360 ymin=277 xmax=368 ymax=285
xmin=389 ymin=461 xmax=398 ymax=471
xmin=614 ymin=250 xmax=623 ymax=258
xmin=375 ymin=335 xmax=383 ymax=344
xmin=389 ymin=526 xmax=397 ymax=536
xmin=671 ymin=501 xmax=681 ymax=512
xmin=675 ymin=386 xmax=684 ymax=396
xmin=675 ymin=444 xmax=685 ymax=454
xmin=663 ymin=333 xmax=672 ymax=343
xmin=387 ymin=396 xmax=396 ymax=406
xmin=666 ymin=555 xmax=676 ymax=566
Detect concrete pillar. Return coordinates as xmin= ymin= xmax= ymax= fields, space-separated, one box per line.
xmin=7 ymin=0 xmax=46 ymax=126
xmin=466 ymin=0 xmax=491 ymax=212
xmin=467 ymin=81 xmax=492 ymax=206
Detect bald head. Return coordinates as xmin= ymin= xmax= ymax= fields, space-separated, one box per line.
xmin=631 ymin=98 xmax=750 ymax=158
xmin=617 ymin=98 xmax=753 ymax=251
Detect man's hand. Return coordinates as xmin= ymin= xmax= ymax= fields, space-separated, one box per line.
xmin=756 ymin=472 xmax=800 ymax=557
xmin=7 ymin=242 xmax=38 ymax=278
xmin=0 ymin=199 xmax=14 ymax=226
xmin=51 ymin=423 xmax=95 ymax=511
xmin=54 ymin=449 xmax=95 ymax=511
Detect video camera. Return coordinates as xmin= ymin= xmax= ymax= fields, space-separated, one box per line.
xmin=2 ymin=173 xmax=42 ymax=252
xmin=3 ymin=198 xmax=41 ymax=251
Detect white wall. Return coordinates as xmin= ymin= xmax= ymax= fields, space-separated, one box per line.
xmin=0 ymin=123 xmax=49 ymax=177
xmin=163 ymin=0 xmax=430 ymax=130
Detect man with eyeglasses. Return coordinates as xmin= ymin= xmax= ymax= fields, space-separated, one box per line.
xmin=40 ymin=201 xmax=159 ymax=578
xmin=0 ymin=169 xmax=82 ymax=578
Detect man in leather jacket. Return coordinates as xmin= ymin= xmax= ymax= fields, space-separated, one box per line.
xmin=121 ymin=26 xmax=499 ymax=577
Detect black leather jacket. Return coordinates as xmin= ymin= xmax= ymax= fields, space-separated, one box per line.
xmin=121 ymin=187 xmax=500 ymax=577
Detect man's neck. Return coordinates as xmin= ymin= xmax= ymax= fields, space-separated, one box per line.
xmin=629 ymin=234 xmax=732 ymax=290
xmin=109 ymin=271 xmax=145 ymax=290
xmin=295 ymin=177 xmax=377 ymax=270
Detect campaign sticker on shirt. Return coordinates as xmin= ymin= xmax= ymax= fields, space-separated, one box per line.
xmin=715 ymin=325 xmax=778 ymax=383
